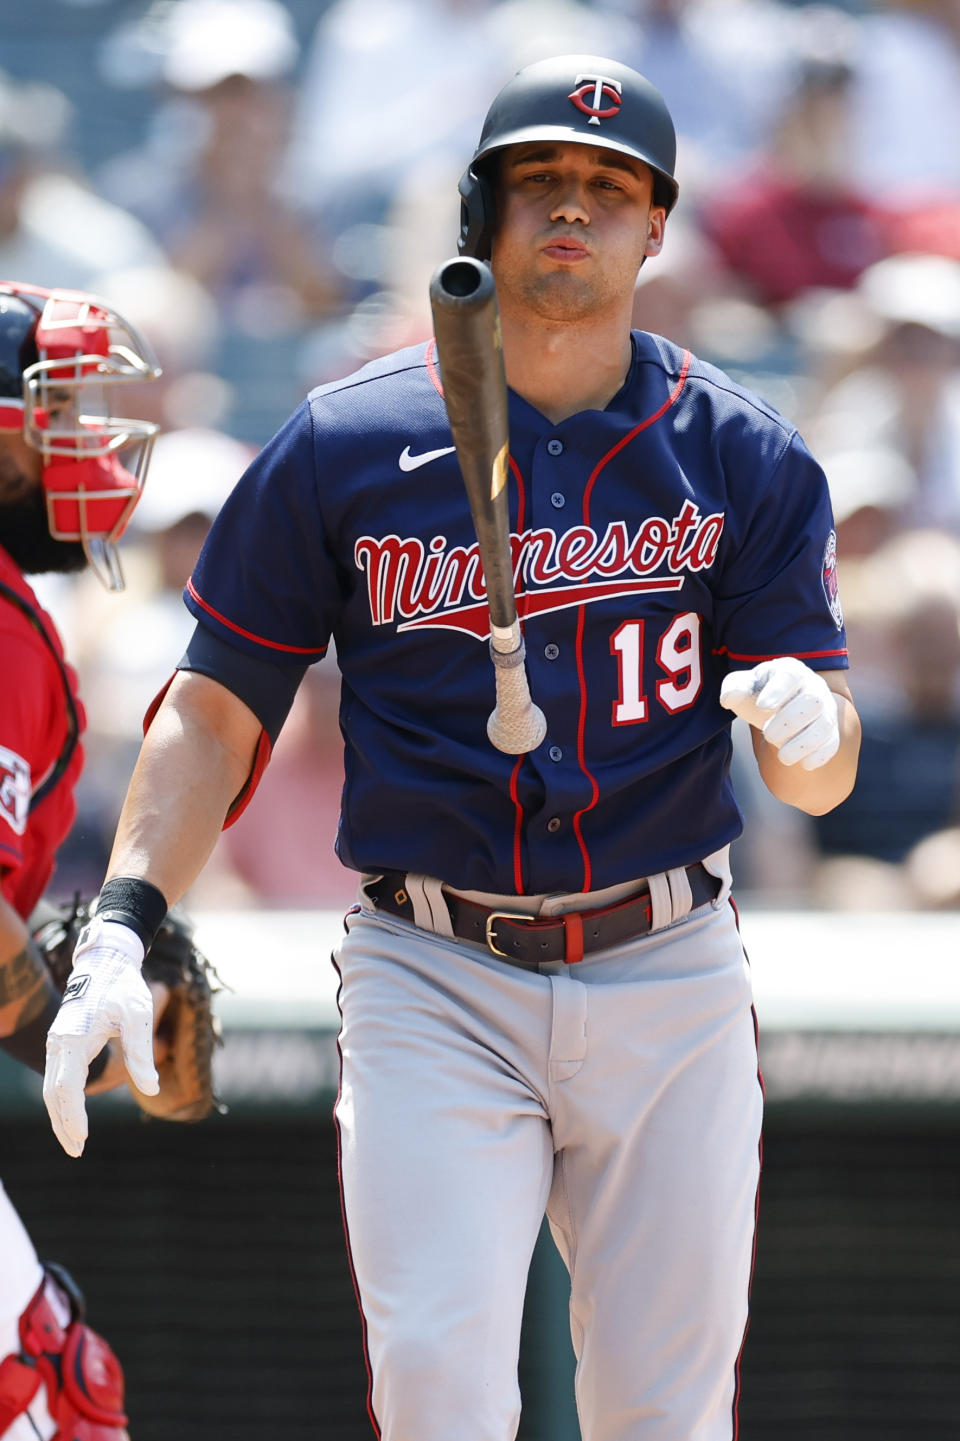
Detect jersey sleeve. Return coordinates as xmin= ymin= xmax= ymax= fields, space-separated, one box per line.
xmin=184 ymin=399 xmax=340 ymax=667
xmin=177 ymin=624 xmax=307 ymax=744
xmin=713 ymin=428 xmax=848 ymax=670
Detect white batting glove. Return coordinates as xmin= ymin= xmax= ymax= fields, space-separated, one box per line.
xmin=43 ymin=916 xmax=160 ymax=1157
xmin=719 ymin=656 xmax=841 ymax=771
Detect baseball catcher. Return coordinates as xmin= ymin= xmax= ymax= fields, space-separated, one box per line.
xmin=0 ymin=279 xmax=213 ymax=1440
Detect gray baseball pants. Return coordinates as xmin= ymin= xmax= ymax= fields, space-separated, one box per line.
xmin=333 ymin=890 xmax=762 ymax=1441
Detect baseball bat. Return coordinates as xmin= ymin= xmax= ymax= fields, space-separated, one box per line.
xmin=429 ymin=256 xmax=547 ymax=755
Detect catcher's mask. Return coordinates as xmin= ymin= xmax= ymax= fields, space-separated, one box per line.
xmin=458 ymin=54 xmax=679 ymax=261
xmin=0 ymin=281 xmax=162 ymax=590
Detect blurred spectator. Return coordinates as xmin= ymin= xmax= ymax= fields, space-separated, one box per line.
xmin=282 ymin=0 xmax=499 ymax=248
xmin=619 ymin=0 xmax=807 ymax=191
xmin=848 ymin=0 xmax=960 ymax=209
xmin=727 ymin=712 xmax=820 ymax=905
xmin=98 ymin=0 xmax=341 ymax=332
xmin=904 ymin=826 xmax=960 ymax=909
xmin=488 ymin=0 xmax=638 ymax=70
xmin=810 ymin=530 xmax=960 ymax=895
xmin=87 ymin=263 xmax=232 ymax=433
xmin=804 ymin=254 xmax=960 ymax=534
xmin=820 ymin=446 xmax=915 ymax=561
xmin=699 ymin=27 xmax=891 ymax=308
xmin=631 ymin=210 xmax=729 ymax=351
xmin=0 ymin=68 xmax=165 ymax=292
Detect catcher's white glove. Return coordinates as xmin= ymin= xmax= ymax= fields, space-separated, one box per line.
xmin=719 ymin=656 xmax=841 ymax=771
xmin=43 ymin=916 xmax=160 ymax=1157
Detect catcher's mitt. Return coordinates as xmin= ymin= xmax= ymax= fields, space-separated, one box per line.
xmin=33 ymin=896 xmax=225 ymax=1122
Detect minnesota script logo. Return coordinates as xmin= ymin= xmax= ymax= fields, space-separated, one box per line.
xmin=355 ymin=499 xmax=724 ymax=638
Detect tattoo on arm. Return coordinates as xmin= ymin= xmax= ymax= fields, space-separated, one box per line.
xmin=0 ymin=939 xmax=57 ymax=1036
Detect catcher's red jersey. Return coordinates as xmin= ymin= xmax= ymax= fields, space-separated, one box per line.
xmin=0 ymin=545 xmax=85 ymax=918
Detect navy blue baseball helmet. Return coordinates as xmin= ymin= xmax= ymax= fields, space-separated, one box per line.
xmin=458 ymin=55 xmax=679 ymax=259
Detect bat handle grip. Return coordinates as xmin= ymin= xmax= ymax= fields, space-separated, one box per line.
xmin=487 ymin=625 xmax=548 ymax=755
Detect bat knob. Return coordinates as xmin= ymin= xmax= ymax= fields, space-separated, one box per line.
xmin=486 ymin=635 xmax=547 ymax=754
xmin=487 ymin=702 xmax=547 ymax=755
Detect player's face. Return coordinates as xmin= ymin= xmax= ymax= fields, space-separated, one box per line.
xmin=490 ymin=141 xmax=666 ymax=322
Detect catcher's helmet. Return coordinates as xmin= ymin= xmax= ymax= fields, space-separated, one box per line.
xmin=458 ymin=55 xmax=679 ymax=260
xmin=0 ymin=281 xmax=161 ymax=589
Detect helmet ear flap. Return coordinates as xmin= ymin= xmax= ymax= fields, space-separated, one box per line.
xmin=457 ymin=164 xmax=497 ymax=260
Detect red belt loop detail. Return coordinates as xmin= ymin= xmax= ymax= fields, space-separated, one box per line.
xmin=563 ymin=911 xmax=584 ymax=964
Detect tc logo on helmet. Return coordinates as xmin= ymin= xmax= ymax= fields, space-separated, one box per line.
xmin=568 ymin=74 xmax=623 ymax=126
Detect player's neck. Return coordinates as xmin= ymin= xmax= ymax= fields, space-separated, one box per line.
xmin=501 ymin=311 xmax=634 ymax=423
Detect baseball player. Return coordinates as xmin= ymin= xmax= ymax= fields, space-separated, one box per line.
xmin=42 ymin=57 xmax=861 ymax=1441
xmin=0 ymin=281 xmax=163 ymax=1439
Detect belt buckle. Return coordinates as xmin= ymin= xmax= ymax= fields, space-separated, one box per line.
xmin=484 ymin=910 xmax=539 ymax=958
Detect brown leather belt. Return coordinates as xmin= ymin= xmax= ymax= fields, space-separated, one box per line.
xmin=364 ymin=863 xmax=720 ymax=965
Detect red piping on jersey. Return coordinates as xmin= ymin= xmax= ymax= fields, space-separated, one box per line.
xmin=509 ymin=756 xmax=525 ymax=894
xmin=510 ymin=456 xmax=527 ymax=549
xmin=713 ymin=645 xmax=848 ymax=662
xmin=331 ymin=951 xmax=382 ymax=1439
xmin=509 ymin=455 xmax=528 ymax=893
xmin=186 ymin=578 xmax=327 ymax=657
xmin=572 ymin=601 xmax=600 ymax=891
xmin=223 ymin=730 xmax=272 ymax=827
xmin=572 ymin=350 xmax=692 ymax=891
xmin=582 ymin=349 xmax=692 ymax=525
xmin=426 ymin=337 xmax=443 ymax=397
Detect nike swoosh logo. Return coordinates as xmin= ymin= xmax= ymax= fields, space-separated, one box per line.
xmin=399 ymin=444 xmax=456 ymax=472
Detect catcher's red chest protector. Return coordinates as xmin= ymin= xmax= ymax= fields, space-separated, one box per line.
xmin=0 ymin=1266 xmax=129 ymax=1439
xmin=0 ymin=547 xmax=86 ymax=919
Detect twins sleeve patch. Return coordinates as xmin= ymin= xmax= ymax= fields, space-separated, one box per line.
xmin=0 ymin=745 xmax=31 ymax=836
xmin=63 ymin=974 xmax=91 ymax=1002
xmin=821 ymin=530 xmax=843 ymax=630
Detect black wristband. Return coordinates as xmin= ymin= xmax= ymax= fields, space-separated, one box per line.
xmin=94 ymin=876 xmax=169 ymax=952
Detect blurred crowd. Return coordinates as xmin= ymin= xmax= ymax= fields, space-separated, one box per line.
xmin=7 ymin=0 xmax=960 ymax=912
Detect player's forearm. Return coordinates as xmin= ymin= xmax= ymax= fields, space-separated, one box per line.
xmin=754 ymin=692 xmax=861 ymax=815
xmin=0 ymin=892 xmax=55 ymax=1039
xmin=105 ymin=671 xmax=262 ymax=908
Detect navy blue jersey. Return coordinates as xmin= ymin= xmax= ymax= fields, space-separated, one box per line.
xmin=182 ymin=331 xmax=847 ymax=895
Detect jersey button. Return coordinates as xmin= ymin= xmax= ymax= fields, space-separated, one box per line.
xmin=551 ymin=492 xmax=565 ymax=509
xmin=547 ymin=817 xmax=562 ymax=833
xmin=544 ymin=643 xmax=559 ymax=660
xmin=547 ymin=438 xmax=564 ymax=456
xmin=549 ymin=746 xmax=563 ymax=762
